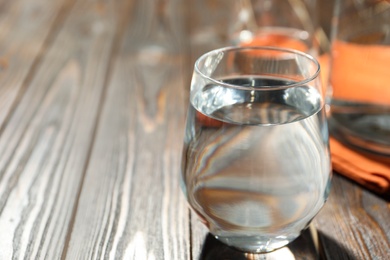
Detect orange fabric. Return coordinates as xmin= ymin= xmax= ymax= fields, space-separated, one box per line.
xmin=239 ymin=34 xmax=308 ymax=59
xmin=241 ymin=33 xmax=308 ymax=52
xmin=330 ymin=137 xmax=390 ymax=194
xmin=331 ymin=40 xmax=390 ymax=105
xmin=196 ymin=112 xmax=223 ymax=127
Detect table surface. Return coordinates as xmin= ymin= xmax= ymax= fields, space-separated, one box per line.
xmin=0 ymin=0 xmax=388 ymax=259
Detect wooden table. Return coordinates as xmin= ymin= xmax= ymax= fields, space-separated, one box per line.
xmin=0 ymin=0 xmax=388 ymax=259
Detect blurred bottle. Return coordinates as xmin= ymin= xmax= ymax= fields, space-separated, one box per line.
xmin=228 ymin=0 xmax=324 ymax=58
xmin=329 ymin=0 xmax=390 ymax=155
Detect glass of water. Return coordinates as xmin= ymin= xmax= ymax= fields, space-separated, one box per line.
xmin=181 ymin=46 xmax=332 ymax=253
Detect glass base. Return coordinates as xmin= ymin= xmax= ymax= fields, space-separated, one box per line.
xmin=213 ymin=234 xmax=298 ymax=253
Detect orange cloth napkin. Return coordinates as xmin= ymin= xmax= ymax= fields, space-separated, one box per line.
xmin=237 ymin=36 xmax=390 ymax=195
xmin=330 ymin=137 xmax=390 ymax=195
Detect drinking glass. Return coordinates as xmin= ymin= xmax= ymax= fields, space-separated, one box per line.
xmin=181 ymin=46 xmax=332 ymax=253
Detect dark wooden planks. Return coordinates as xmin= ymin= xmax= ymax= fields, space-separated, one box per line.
xmin=64 ymin=0 xmax=190 ymax=259
xmin=314 ymin=174 xmax=390 ymax=259
xmin=0 ymin=0 xmax=128 ymax=258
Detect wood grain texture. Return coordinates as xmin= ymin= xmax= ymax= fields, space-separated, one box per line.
xmin=64 ymin=0 xmax=190 ymax=259
xmin=0 ymin=0 xmax=73 ymax=131
xmin=0 ymin=0 xmax=389 ymax=259
xmin=0 ymin=0 xmax=126 ymax=258
xmin=314 ymin=174 xmax=390 ymax=260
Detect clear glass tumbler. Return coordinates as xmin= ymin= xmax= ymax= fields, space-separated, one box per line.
xmin=181 ymin=46 xmax=332 ymax=253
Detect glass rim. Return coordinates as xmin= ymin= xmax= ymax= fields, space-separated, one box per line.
xmin=194 ymin=46 xmax=321 ymax=91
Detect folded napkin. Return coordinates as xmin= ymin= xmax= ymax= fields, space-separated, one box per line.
xmin=330 ymin=137 xmax=390 ymax=195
